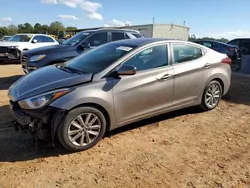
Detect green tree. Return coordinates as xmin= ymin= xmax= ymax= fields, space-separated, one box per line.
xmin=49 ymin=21 xmax=65 ymax=35
xmin=34 ymin=23 xmax=42 ymax=33
xmin=40 ymin=24 xmax=50 ymax=34
xmin=66 ymin=26 xmax=77 ymax=31
xmin=18 ymin=23 xmax=33 ymax=33
xmin=7 ymin=25 xmax=18 ymax=35
xmin=0 ymin=27 xmax=8 ymax=37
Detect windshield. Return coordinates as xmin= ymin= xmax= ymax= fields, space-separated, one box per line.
xmin=62 ymin=31 xmax=92 ymax=46
xmin=63 ymin=42 xmax=136 ymax=73
xmin=8 ymin=34 xmax=32 ymax=42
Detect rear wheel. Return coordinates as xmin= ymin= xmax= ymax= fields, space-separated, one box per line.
xmin=200 ymin=80 xmax=222 ymax=111
xmin=57 ymin=106 xmax=106 ymax=152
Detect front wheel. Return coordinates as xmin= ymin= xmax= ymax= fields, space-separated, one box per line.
xmin=57 ymin=106 xmax=107 ymax=152
xmin=200 ymin=80 xmax=223 ymax=111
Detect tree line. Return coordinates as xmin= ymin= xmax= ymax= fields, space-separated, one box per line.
xmin=0 ymin=21 xmax=78 ymax=37
xmin=189 ymin=34 xmax=229 ymax=43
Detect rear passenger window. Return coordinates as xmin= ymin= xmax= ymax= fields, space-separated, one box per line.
xmin=172 ymin=44 xmax=203 ymax=63
xmin=87 ymin=32 xmax=108 ymax=46
xmin=112 ymin=32 xmax=125 ymax=41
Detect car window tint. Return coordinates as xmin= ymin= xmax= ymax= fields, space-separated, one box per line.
xmin=43 ymin=36 xmax=55 ymax=42
xmin=228 ymin=40 xmax=240 ymax=46
xmin=124 ymin=45 xmax=168 ymax=71
xmin=87 ymin=32 xmax=108 ymax=46
xmin=112 ymin=32 xmax=125 ymax=41
xmin=202 ymin=42 xmax=212 ymax=48
xmin=33 ymin=36 xmax=43 ymax=43
xmin=132 ymin=33 xmax=144 ymax=38
xmin=172 ymin=44 xmax=203 ymax=63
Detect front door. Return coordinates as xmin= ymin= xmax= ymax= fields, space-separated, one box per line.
xmin=113 ymin=44 xmax=174 ymax=126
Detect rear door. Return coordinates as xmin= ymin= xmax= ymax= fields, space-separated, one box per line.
xmin=170 ymin=43 xmax=212 ymax=106
xmin=113 ymin=43 xmax=174 ymax=126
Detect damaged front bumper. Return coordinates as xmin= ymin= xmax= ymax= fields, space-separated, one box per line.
xmin=0 ymin=47 xmax=21 ymax=61
xmin=9 ymin=100 xmax=66 ymax=146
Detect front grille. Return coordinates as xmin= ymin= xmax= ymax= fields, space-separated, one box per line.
xmin=21 ymin=55 xmax=28 ymax=69
xmin=0 ymin=47 xmax=7 ymax=53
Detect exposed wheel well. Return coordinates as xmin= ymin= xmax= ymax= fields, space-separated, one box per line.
xmin=71 ymin=103 xmax=111 ymax=132
xmin=211 ymin=78 xmax=224 ymax=94
xmin=23 ymin=49 xmax=29 ymax=51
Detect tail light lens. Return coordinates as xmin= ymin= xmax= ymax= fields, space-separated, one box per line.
xmin=221 ymin=57 xmax=232 ymax=65
xmin=228 ymin=47 xmax=234 ymax=51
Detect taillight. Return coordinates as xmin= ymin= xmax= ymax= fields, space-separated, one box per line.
xmin=221 ymin=57 xmax=232 ymax=65
xmin=228 ymin=47 xmax=234 ymax=51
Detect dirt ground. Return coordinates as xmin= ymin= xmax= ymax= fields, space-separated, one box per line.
xmin=0 ymin=63 xmax=249 ymax=188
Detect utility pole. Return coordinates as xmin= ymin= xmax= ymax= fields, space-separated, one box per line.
xmin=153 ymin=18 xmax=155 ymax=25
xmin=183 ymin=21 xmax=186 ymax=26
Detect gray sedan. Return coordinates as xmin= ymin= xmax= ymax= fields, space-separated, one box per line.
xmin=8 ymin=38 xmax=231 ymax=152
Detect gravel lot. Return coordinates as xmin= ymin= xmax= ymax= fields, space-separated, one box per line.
xmin=0 ymin=63 xmax=249 ymax=188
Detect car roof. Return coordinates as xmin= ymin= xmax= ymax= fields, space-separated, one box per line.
xmin=80 ymin=28 xmax=141 ymax=33
xmin=109 ymin=38 xmax=182 ymax=47
xmin=14 ymin=33 xmax=52 ymax=37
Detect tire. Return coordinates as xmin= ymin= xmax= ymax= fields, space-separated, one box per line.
xmin=57 ymin=106 xmax=106 ymax=152
xmin=200 ymin=80 xmax=222 ymax=111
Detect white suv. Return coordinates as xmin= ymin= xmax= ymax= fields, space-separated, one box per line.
xmin=0 ymin=34 xmax=59 ymax=62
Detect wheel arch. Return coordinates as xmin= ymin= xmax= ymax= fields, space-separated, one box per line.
xmin=51 ymin=102 xmax=112 ymax=147
xmin=70 ymin=102 xmax=111 ymax=133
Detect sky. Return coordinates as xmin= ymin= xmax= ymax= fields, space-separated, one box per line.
xmin=1 ymin=0 xmax=250 ymax=39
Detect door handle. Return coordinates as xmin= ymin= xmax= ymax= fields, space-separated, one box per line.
xmin=156 ymin=74 xmax=173 ymax=80
xmin=204 ymin=63 xmax=212 ymax=68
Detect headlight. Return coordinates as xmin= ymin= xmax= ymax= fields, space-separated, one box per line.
xmin=30 ymin=54 xmax=46 ymax=62
xmin=18 ymin=89 xmax=71 ymax=110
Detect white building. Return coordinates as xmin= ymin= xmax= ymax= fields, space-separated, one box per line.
xmin=122 ymin=24 xmax=190 ymax=40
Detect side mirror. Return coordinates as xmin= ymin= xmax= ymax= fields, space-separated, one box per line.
xmin=80 ymin=42 xmax=90 ymax=49
xmin=32 ymin=39 xmax=38 ymax=43
xmin=116 ymin=65 xmax=136 ymax=76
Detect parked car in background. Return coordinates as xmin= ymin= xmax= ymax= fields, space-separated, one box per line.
xmin=0 ymin=34 xmax=59 ymax=62
xmin=0 ymin=35 xmax=12 ymax=41
xmin=9 ymin=38 xmax=231 ymax=152
xmin=21 ymin=29 xmax=144 ymax=74
xmin=227 ymin=38 xmax=250 ymax=55
xmin=193 ymin=40 xmax=240 ymax=60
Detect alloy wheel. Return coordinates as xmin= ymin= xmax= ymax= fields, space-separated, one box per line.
xmin=205 ymin=83 xmax=221 ymax=108
xmin=68 ymin=113 xmax=101 ymax=146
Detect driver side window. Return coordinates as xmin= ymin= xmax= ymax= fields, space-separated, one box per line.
xmin=123 ymin=45 xmax=168 ymax=71
xmin=32 ymin=36 xmax=43 ymax=43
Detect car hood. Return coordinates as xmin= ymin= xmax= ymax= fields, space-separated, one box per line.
xmin=24 ymin=44 xmax=74 ymax=55
xmin=8 ymin=65 xmax=93 ymax=101
xmin=0 ymin=42 xmax=27 ymax=47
